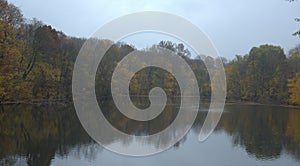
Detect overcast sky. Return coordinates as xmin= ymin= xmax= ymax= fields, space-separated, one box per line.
xmin=8 ymin=0 xmax=300 ymax=59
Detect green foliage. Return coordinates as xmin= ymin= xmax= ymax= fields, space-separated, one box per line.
xmin=288 ymin=72 xmax=300 ymax=104
xmin=246 ymin=45 xmax=287 ymax=103
xmin=0 ymin=1 xmax=85 ymax=103
xmin=226 ymin=45 xmax=290 ymax=104
xmin=226 ymin=55 xmax=248 ymax=100
xmin=288 ymin=44 xmax=300 ymax=76
xmin=0 ymin=0 xmax=299 ymax=106
xmin=0 ymin=0 xmax=28 ymax=102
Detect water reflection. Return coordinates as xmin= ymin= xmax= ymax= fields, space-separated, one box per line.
xmin=0 ymin=104 xmax=100 ymax=166
xmin=216 ymin=104 xmax=300 ymax=160
xmin=0 ymin=102 xmax=299 ymax=165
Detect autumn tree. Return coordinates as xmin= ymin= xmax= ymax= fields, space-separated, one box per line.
xmin=288 ymin=72 xmax=300 ymax=105
xmin=226 ymin=55 xmax=248 ymax=100
xmin=0 ymin=0 xmax=32 ymax=102
xmin=287 ymin=44 xmax=300 ymax=76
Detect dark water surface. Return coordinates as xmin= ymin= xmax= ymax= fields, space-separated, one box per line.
xmin=0 ymin=101 xmax=299 ymax=166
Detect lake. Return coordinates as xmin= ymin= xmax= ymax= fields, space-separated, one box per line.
xmin=0 ymin=100 xmax=299 ymax=166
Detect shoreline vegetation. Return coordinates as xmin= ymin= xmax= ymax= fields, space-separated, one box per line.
xmin=1 ymin=0 xmax=300 ymax=108
xmin=225 ymin=100 xmax=300 ymax=109
xmin=1 ymin=98 xmax=300 ymax=110
xmin=0 ymin=99 xmax=69 ymax=105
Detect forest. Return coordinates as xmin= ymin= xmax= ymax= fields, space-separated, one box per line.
xmin=1 ymin=0 xmax=300 ymax=105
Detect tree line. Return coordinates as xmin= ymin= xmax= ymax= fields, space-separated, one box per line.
xmin=226 ymin=45 xmax=300 ymax=104
xmin=0 ymin=0 xmax=300 ymax=105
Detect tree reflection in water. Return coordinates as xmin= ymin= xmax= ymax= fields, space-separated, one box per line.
xmin=0 ymin=102 xmax=299 ymax=165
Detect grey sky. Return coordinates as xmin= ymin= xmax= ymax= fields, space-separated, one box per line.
xmin=8 ymin=0 xmax=300 ymax=59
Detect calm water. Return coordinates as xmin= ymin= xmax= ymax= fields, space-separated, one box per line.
xmin=0 ymin=100 xmax=300 ymax=166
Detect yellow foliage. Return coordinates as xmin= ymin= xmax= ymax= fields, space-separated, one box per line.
xmin=288 ymin=72 xmax=300 ymax=105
